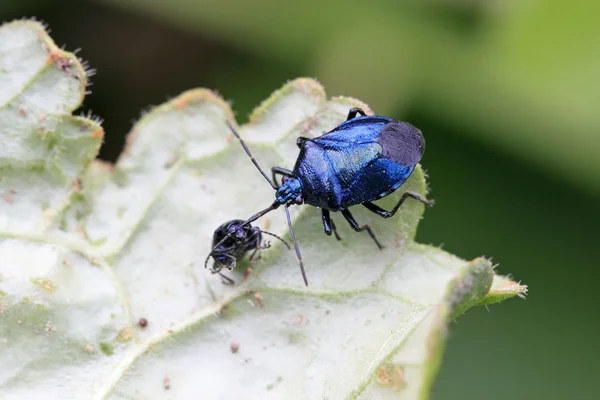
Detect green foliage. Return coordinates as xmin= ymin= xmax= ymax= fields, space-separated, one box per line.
xmin=98 ymin=0 xmax=600 ymax=196
xmin=0 ymin=21 xmax=526 ymax=399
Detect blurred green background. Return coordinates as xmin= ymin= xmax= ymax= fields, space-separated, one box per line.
xmin=4 ymin=1 xmax=599 ymax=398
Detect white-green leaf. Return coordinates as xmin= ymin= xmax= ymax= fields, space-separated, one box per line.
xmin=0 ymin=20 xmax=527 ymax=400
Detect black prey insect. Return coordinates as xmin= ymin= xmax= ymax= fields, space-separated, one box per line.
xmin=205 ymin=219 xmax=290 ymax=284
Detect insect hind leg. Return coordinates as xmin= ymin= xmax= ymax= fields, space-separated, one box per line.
xmin=340 ymin=208 xmax=383 ymax=249
xmin=362 ymin=191 xmax=435 ymax=219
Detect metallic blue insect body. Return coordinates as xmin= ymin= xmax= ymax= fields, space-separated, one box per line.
xmin=227 ymin=108 xmax=434 ymax=286
xmin=205 ymin=219 xmax=289 ymax=284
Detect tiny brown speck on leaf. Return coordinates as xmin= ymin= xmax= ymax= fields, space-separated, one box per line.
xmin=163 ymin=155 xmax=178 ymax=169
xmin=90 ymin=129 xmax=103 ymax=139
xmin=117 ymin=327 xmax=133 ymax=342
xmin=138 ymin=318 xmax=148 ymax=328
xmin=292 ymin=314 xmax=309 ymax=326
xmin=174 ymin=95 xmax=188 ymax=109
xmin=242 ymin=267 xmax=253 ymax=282
xmin=163 ymin=375 xmax=171 ymax=390
xmin=30 ymin=278 xmax=57 ymax=292
xmin=375 ymin=363 xmax=406 ymax=391
xmin=230 ymin=343 xmax=239 ymax=353
xmin=45 ymin=321 xmax=55 ymax=333
xmin=88 ymin=256 xmax=100 ymax=266
xmin=254 ymin=292 xmax=264 ymax=308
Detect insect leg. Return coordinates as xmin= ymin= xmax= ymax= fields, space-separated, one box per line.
xmin=271 ymin=166 xmax=294 ymax=187
xmin=329 ymin=218 xmax=341 ymax=241
xmin=346 ymin=107 xmax=367 ymax=121
xmin=260 ymin=230 xmax=291 ymax=249
xmin=321 ymin=209 xmax=342 ymax=241
xmin=248 ymin=248 xmax=262 ymax=262
xmin=296 ymin=137 xmax=310 ymax=149
xmin=249 ymin=227 xmax=269 ymax=250
xmin=362 ymin=191 xmax=435 ymax=218
xmin=219 ymin=272 xmax=235 ymax=285
xmin=285 ymin=205 xmax=308 ymax=286
xmin=340 ymin=208 xmax=383 ymax=249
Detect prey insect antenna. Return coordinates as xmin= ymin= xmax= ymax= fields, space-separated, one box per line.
xmin=211 ymin=253 xmax=237 ymax=272
xmin=285 ymin=205 xmax=307 ymax=286
xmin=225 ymin=120 xmax=277 ymax=189
xmin=204 ymin=231 xmax=236 ymax=270
xmin=260 ymin=230 xmax=291 ymax=250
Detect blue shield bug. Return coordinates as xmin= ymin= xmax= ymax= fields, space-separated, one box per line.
xmin=228 ymin=108 xmax=434 ymax=286
xmin=205 ymin=219 xmax=290 ymax=284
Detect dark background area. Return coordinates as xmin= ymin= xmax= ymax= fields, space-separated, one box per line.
xmin=4 ymin=1 xmax=599 ymax=398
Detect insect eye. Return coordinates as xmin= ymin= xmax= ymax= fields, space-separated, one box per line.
xmin=295 ymin=196 xmax=303 ymax=205
xmin=215 ymin=255 xmax=230 ymax=266
xmin=282 ymin=176 xmax=290 ymax=183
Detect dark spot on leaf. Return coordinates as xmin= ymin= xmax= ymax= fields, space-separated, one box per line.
xmin=99 ymin=342 xmax=113 ymax=356
xmin=230 ymin=343 xmax=239 ymax=353
xmin=266 ymin=377 xmax=283 ymax=391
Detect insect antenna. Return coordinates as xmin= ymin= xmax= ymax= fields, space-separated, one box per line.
xmin=225 ymin=120 xmax=277 ymax=190
xmin=212 ymin=253 xmax=237 ymax=272
xmin=284 ymin=205 xmax=307 ymax=286
xmin=259 ymin=230 xmax=291 ymax=250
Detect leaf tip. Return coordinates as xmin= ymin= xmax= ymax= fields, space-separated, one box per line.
xmin=172 ymin=88 xmax=233 ymax=119
xmin=330 ymin=95 xmax=375 ymax=115
xmin=249 ymin=77 xmax=326 ymax=123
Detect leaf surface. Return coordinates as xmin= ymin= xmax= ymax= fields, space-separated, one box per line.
xmin=0 ymin=21 xmax=526 ymax=400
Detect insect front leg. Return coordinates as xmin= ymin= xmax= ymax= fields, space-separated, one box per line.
xmin=362 ymin=191 xmax=435 ymax=219
xmin=248 ymin=248 xmax=262 ymax=263
xmin=321 ymin=209 xmax=342 ymax=241
xmin=271 ymin=166 xmax=294 ymax=187
xmin=248 ymin=229 xmax=266 ymax=261
xmin=346 ymin=107 xmax=367 ymax=121
xmin=340 ymin=208 xmax=383 ymax=249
